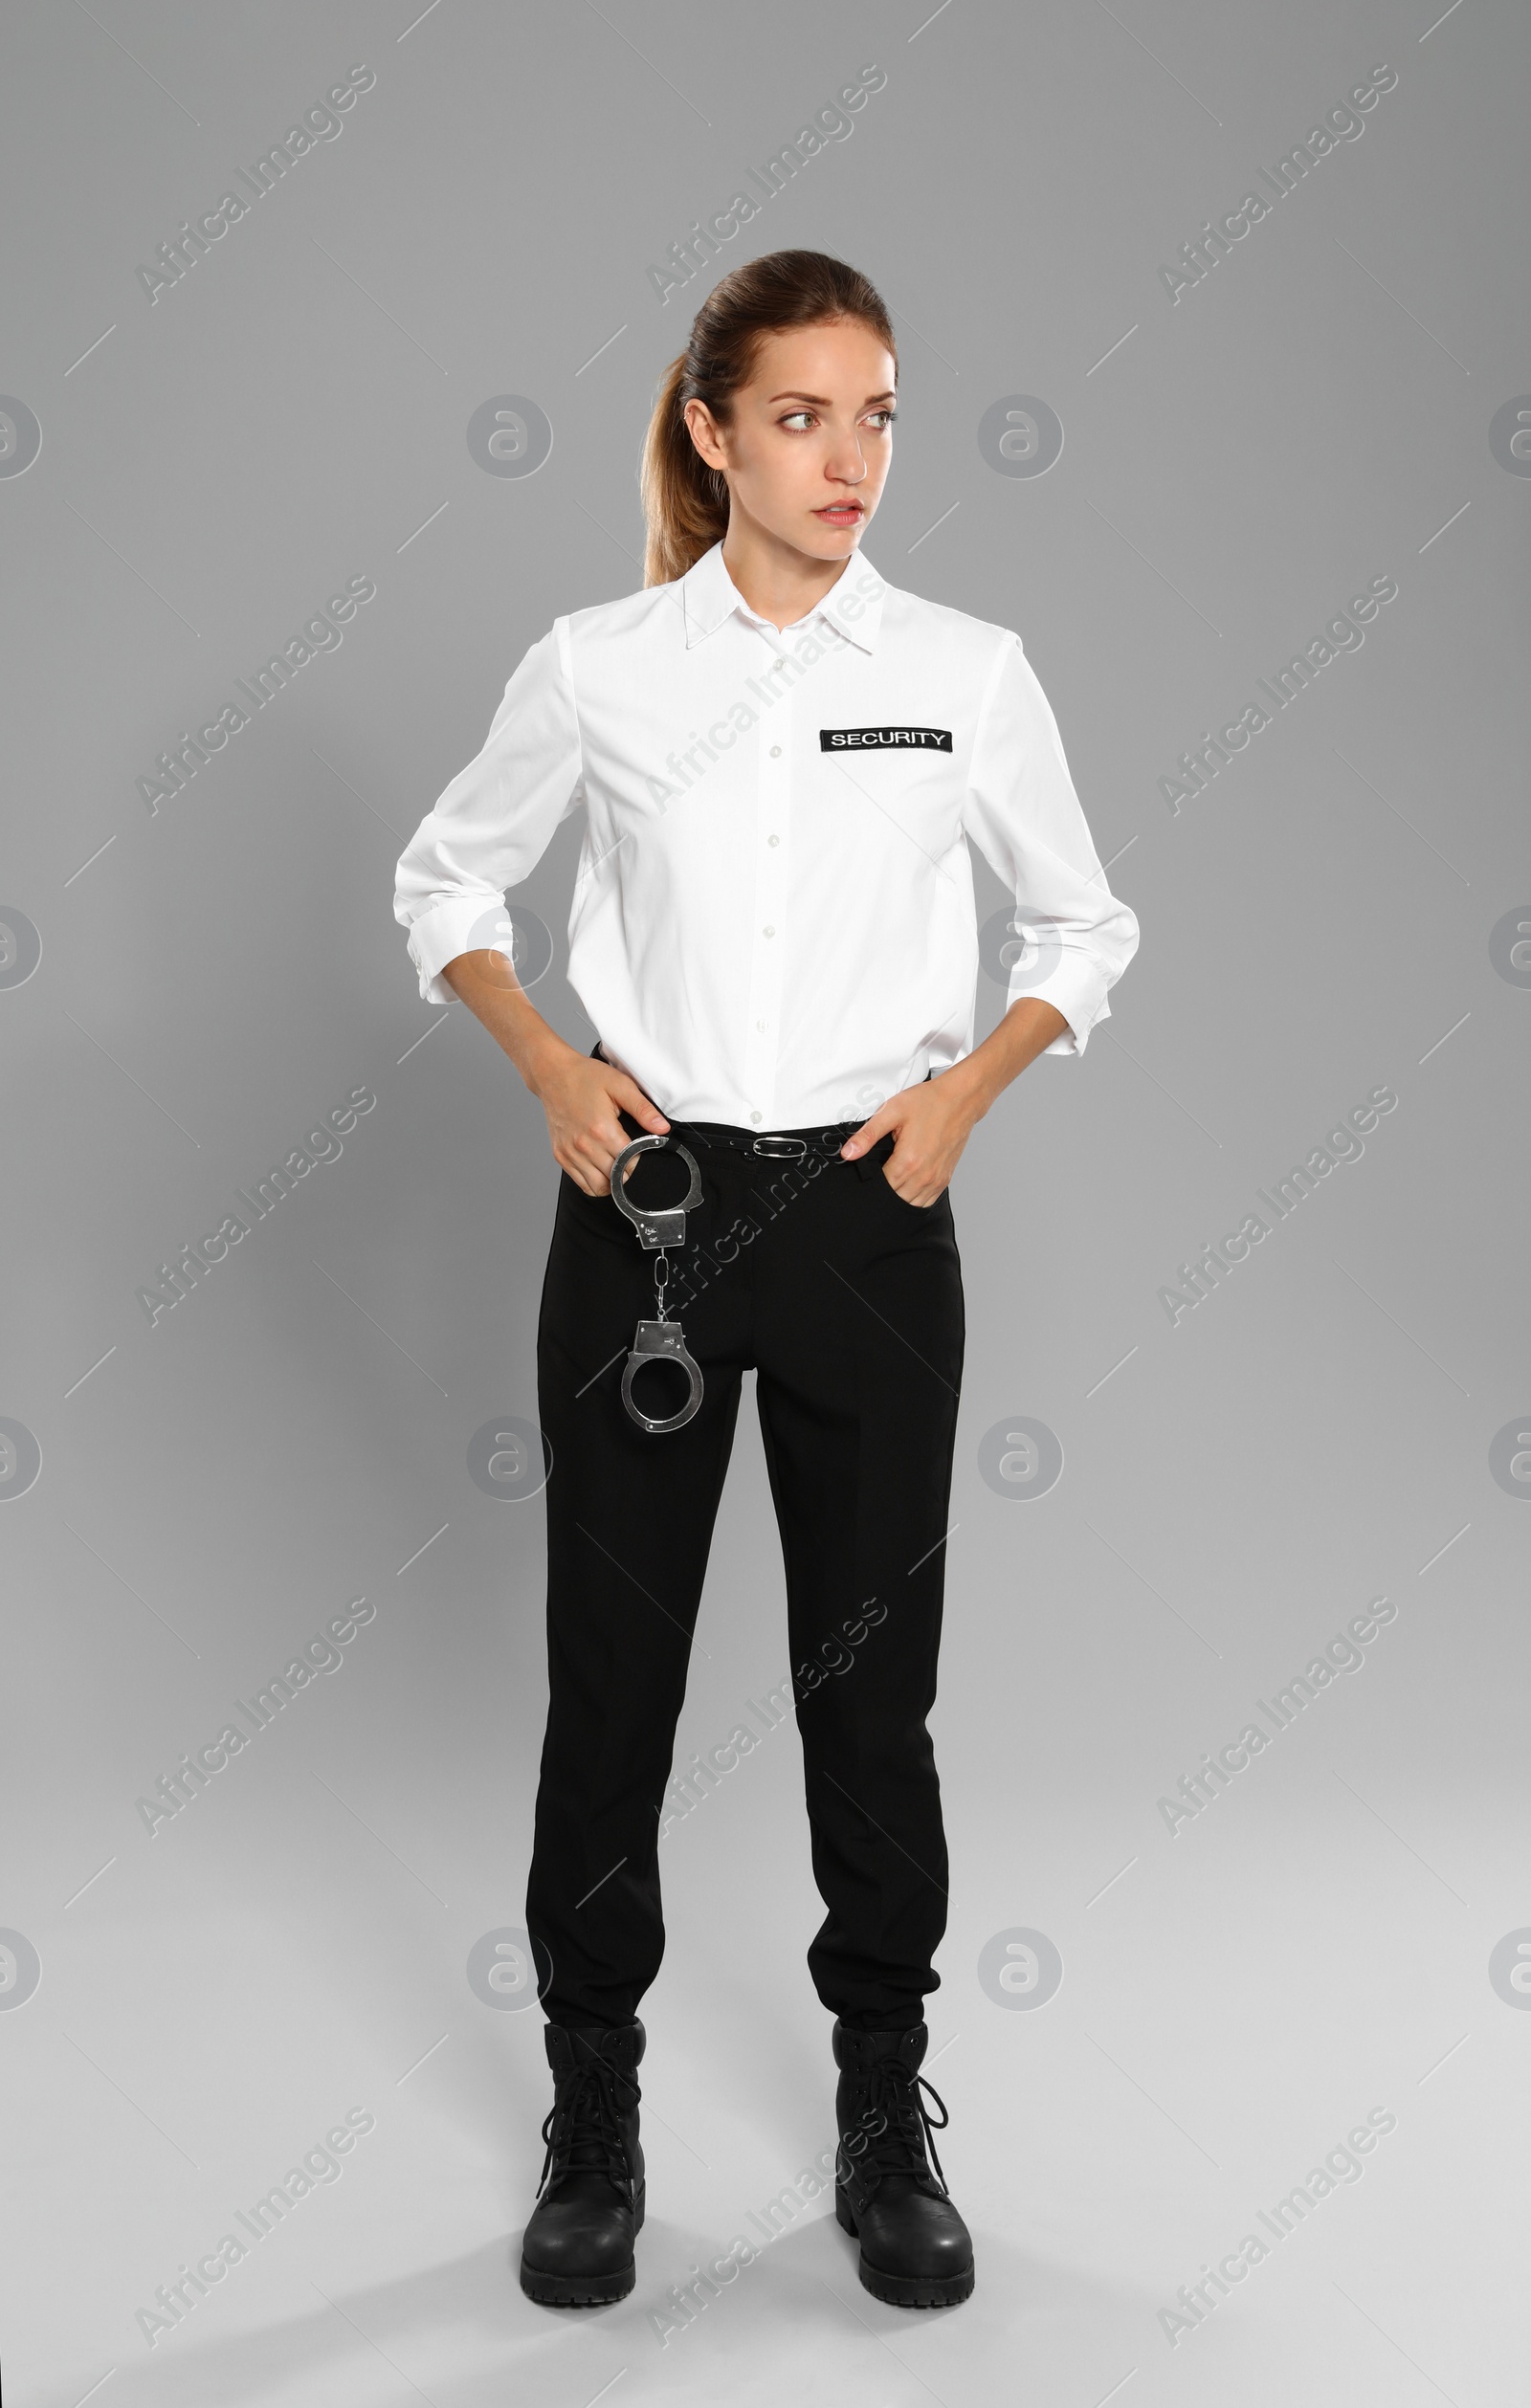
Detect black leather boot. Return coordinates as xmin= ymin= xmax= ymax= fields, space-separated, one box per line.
xmin=519 ymin=2019 xmax=645 ymax=2306
xmin=832 ymin=2021 xmax=974 ymax=2308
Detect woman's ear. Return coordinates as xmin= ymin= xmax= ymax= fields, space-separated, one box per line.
xmin=682 ymin=396 xmax=728 ymax=473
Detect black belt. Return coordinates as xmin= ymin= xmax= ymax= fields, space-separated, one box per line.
xmin=589 ymin=1042 xmax=936 ymax=1185
xmin=589 ymin=1039 xmax=877 ymax=1166
xmin=669 ymin=1118 xmax=867 ymax=1164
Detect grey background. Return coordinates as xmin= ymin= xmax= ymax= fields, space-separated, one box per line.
xmin=3 ymin=1 xmax=1527 ymax=2400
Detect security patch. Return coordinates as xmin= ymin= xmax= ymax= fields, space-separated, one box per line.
xmin=819 ymin=726 xmax=953 ymax=752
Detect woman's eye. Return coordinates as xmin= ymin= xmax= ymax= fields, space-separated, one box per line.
xmin=780 ymin=411 xmax=814 ymax=431
xmin=867 ymin=409 xmax=897 ymax=430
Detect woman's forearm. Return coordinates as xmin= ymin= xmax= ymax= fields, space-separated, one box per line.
xmin=439 ymin=949 xmax=574 ymax=1095
xmin=943 ymin=996 xmax=1071 ymax=1119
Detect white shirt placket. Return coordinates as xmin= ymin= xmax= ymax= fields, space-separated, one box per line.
xmin=741 ymin=631 xmax=796 ymax=1127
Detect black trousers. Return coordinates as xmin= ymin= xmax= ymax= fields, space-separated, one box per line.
xmin=524 ymin=1063 xmax=965 ymax=2033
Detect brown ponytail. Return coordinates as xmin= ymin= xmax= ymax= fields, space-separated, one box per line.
xmin=639 ymin=249 xmax=898 ymax=588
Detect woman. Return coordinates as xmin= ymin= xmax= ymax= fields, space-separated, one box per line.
xmin=393 ymin=249 xmax=1138 ymax=2313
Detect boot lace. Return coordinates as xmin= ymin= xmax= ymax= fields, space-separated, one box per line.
xmin=537 ymin=2048 xmax=640 ymax=2209
xmin=836 ymin=2057 xmax=951 ymax=2198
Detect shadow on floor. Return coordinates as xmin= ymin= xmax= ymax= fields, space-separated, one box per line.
xmin=58 ymin=2200 xmax=1149 ymax=2407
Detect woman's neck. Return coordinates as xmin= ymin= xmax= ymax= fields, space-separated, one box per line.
xmin=719 ymin=519 xmax=856 ymax=632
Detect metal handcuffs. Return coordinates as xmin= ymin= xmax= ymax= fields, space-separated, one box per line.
xmin=609 ymin=1135 xmax=705 ymax=1434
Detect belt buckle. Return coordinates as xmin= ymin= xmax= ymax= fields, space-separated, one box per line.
xmin=751 ymin=1134 xmax=807 ymax=1159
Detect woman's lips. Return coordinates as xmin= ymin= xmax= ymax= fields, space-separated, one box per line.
xmin=814 ymin=504 xmax=863 ymax=521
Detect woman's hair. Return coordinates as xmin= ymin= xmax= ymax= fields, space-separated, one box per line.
xmin=639 ymin=249 xmax=897 ymax=587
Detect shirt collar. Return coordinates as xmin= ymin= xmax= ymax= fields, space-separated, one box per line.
xmin=679 ymin=541 xmax=885 ymax=655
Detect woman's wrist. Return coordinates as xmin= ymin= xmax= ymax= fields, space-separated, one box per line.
xmin=940 ymin=1052 xmax=998 ymax=1123
xmin=506 ymin=1014 xmax=572 ymax=1101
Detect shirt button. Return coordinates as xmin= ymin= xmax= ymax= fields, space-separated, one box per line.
xmin=763 ymin=925 xmax=775 ymax=937
xmin=749 ymin=1111 xmax=762 ymax=1123
xmin=756 ymin=1019 xmax=766 ymax=1031
xmin=767 ymin=834 xmax=779 ymax=847
xmin=769 ymin=745 xmax=782 ymax=758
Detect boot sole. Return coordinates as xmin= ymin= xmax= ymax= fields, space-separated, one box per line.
xmin=520 ymin=2182 xmax=645 ymax=2307
xmin=835 ymin=2181 xmax=974 ymax=2309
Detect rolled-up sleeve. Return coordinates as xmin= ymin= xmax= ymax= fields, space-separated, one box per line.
xmin=393 ymin=622 xmax=585 ymax=1006
xmin=962 ymin=630 xmax=1140 ymax=1056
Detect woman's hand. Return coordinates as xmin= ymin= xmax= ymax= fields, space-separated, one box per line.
xmin=839 ymin=1072 xmax=982 ymax=1207
xmin=840 ymin=1001 xmax=1072 ymax=1204
xmin=532 ymin=1046 xmax=672 ymax=1196
xmin=439 ymin=948 xmax=670 ymax=1194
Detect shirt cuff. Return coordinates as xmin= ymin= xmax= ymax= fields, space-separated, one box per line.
xmin=403 ymin=895 xmax=512 ymax=1007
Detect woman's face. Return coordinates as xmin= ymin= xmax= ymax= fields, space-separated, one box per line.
xmin=684 ymin=318 xmax=898 ymax=564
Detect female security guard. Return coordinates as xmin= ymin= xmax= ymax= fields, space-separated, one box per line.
xmin=393 ymin=250 xmax=1138 ymax=2312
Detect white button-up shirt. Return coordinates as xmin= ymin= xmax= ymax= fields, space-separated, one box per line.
xmin=393 ymin=541 xmax=1139 ymax=1128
